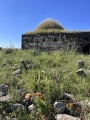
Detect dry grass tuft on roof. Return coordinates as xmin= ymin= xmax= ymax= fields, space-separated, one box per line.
xmin=35 ymin=18 xmax=65 ymax=31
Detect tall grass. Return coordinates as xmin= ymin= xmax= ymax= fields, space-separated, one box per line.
xmin=0 ymin=49 xmax=90 ymax=119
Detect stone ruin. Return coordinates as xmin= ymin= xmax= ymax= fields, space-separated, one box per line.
xmin=22 ymin=19 xmax=90 ymax=54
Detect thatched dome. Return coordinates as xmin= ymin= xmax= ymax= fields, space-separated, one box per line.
xmin=35 ymin=18 xmax=65 ymax=30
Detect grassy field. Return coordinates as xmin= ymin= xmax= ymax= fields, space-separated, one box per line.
xmin=0 ymin=49 xmax=90 ymax=119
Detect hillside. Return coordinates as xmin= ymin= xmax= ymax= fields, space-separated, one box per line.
xmin=0 ymin=49 xmax=90 ymax=120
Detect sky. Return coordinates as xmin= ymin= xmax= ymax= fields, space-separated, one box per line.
xmin=0 ymin=0 xmax=90 ymax=48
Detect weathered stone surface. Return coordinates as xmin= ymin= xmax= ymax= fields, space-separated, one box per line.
xmin=53 ymin=102 xmax=67 ymax=114
xmin=28 ymin=104 xmax=36 ymax=112
xmin=0 ymin=84 xmax=8 ymax=95
xmin=0 ymin=116 xmax=17 ymax=120
xmin=11 ymin=103 xmax=25 ymax=113
xmin=55 ymin=114 xmax=80 ymax=120
xmin=0 ymin=117 xmax=15 ymax=120
xmin=77 ymin=60 xmax=84 ymax=68
xmin=62 ymin=93 xmax=75 ymax=102
xmin=13 ymin=69 xmax=21 ymax=75
xmin=0 ymin=95 xmax=12 ymax=102
xmin=76 ymin=69 xmax=86 ymax=77
xmin=22 ymin=31 xmax=90 ymax=54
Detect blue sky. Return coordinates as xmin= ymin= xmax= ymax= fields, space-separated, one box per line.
xmin=0 ymin=0 xmax=90 ymax=48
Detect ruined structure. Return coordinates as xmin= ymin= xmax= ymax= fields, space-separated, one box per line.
xmin=22 ymin=19 xmax=90 ymax=54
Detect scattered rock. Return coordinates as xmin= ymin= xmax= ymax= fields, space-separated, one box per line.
xmin=10 ymin=64 xmax=19 ymax=70
xmin=61 ymin=93 xmax=75 ymax=102
xmin=0 ymin=84 xmax=8 ymax=96
xmin=0 ymin=116 xmax=17 ymax=120
xmin=28 ymin=104 xmax=36 ymax=112
xmin=55 ymin=114 xmax=80 ymax=120
xmin=77 ymin=60 xmax=84 ymax=68
xmin=53 ymin=102 xmax=67 ymax=114
xmin=76 ymin=69 xmax=86 ymax=77
xmin=13 ymin=69 xmax=21 ymax=75
xmin=23 ymin=99 xmax=33 ymax=108
xmin=11 ymin=103 xmax=25 ymax=113
xmin=0 ymin=95 xmax=12 ymax=102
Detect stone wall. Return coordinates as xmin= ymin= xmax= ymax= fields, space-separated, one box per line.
xmin=22 ymin=32 xmax=90 ymax=52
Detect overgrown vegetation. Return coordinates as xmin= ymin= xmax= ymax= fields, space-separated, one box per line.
xmin=0 ymin=49 xmax=90 ymax=119
xmin=24 ymin=19 xmax=90 ymax=35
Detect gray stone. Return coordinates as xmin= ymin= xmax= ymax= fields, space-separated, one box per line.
xmin=13 ymin=69 xmax=21 ymax=75
xmin=62 ymin=93 xmax=75 ymax=101
xmin=77 ymin=60 xmax=84 ymax=68
xmin=76 ymin=69 xmax=86 ymax=77
xmin=28 ymin=104 xmax=36 ymax=112
xmin=11 ymin=103 xmax=25 ymax=111
xmin=55 ymin=114 xmax=80 ymax=120
xmin=53 ymin=101 xmax=67 ymax=114
xmin=0 ymin=116 xmax=17 ymax=120
xmin=0 ymin=84 xmax=8 ymax=95
xmin=0 ymin=95 xmax=12 ymax=102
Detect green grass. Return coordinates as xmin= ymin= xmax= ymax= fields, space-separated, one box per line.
xmin=0 ymin=49 xmax=90 ymax=119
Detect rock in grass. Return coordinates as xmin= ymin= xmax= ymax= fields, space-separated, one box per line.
xmin=0 ymin=95 xmax=12 ymax=102
xmin=0 ymin=116 xmax=17 ymax=120
xmin=28 ymin=104 xmax=36 ymax=112
xmin=77 ymin=60 xmax=84 ymax=68
xmin=62 ymin=93 xmax=75 ymax=102
xmin=55 ymin=114 xmax=80 ymax=120
xmin=11 ymin=103 xmax=25 ymax=113
xmin=13 ymin=69 xmax=21 ymax=75
xmin=53 ymin=102 xmax=67 ymax=114
xmin=76 ymin=69 xmax=86 ymax=77
xmin=0 ymin=84 xmax=8 ymax=95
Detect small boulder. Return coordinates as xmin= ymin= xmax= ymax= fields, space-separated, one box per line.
xmin=28 ymin=104 xmax=36 ymax=112
xmin=76 ymin=69 xmax=86 ymax=77
xmin=0 ymin=84 xmax=8 ymax=96
xmin=13 ymin=69 xmax=21 ymax=75
xmin=11 ymin=103 xmax=25 ymax=113
xmin=0 ymin=95 xmax=12 ymax=102
xmin=53 ymin=102 xmax=67 ymax=114
xmin=77 ymin=60 xmax=84 ymax=68
xmin=61 ymin=93 xmax=75 ymax=102
xmin=55 ymin=114 xmax=80 ymax=120
xmin=0 ymin=116 xmax=17 ymax=120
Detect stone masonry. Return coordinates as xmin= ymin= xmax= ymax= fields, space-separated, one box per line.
xmin=22 ymin=19 xmax=90 ymax=54
xmin=22 ymin=32 xmax=90 ymax=53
